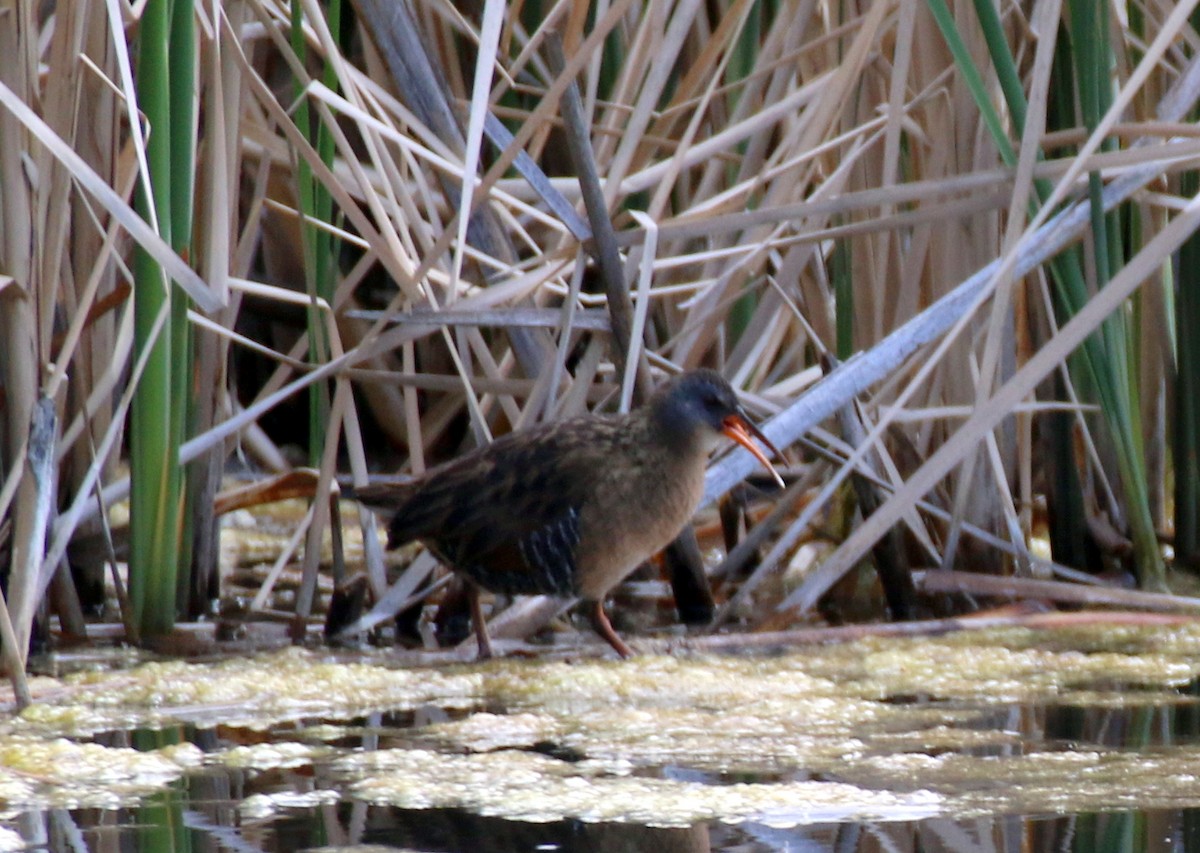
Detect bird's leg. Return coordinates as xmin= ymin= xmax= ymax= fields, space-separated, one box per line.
xmin=587 ymin=599 xmax=634 ymax=658
xmin=468 ymin=583 xmax=495 ymax=659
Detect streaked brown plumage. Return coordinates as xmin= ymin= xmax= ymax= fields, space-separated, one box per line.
xmin=351 ymin=369 xmax=782 ymax=658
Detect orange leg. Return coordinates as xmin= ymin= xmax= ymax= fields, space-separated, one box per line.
xmin=468 ymin=584 xmax=495 ymax=659
xmin=587 ymin=600 xmax=633 ymax=658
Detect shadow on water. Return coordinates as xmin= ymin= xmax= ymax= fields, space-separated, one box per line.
xmin=7 ymin=626 xmax=1200 ymax=852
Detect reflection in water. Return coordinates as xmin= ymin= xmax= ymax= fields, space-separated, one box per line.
xmin=6 ymin=696 xmax=1200 ymax=852
xmin=11 ymin=800 xmax=1200 ymax=852
xmin=7 ymin=634 xmax=1200 ymax=851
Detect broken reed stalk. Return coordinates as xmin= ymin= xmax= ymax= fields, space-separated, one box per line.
xmin=544 ymin=31 xmax=653 ymax=407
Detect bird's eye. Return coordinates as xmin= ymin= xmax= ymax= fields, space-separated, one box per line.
xmin=703 ymin=391 xmax=728 ymax=415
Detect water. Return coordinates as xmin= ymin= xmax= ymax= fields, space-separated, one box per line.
xmin=5 ymin=623 xmax=1200 ymax=851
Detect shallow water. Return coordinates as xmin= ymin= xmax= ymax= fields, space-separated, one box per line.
xmin=4 ymin=623 xmax=1200 ymax=851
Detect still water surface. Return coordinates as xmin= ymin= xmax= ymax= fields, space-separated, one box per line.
xmin=4 ymin=623 xmax=1200 ymax=851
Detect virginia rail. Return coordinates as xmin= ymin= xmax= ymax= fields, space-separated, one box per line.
xmin=351 ymin=369 xmax=783 ymax=658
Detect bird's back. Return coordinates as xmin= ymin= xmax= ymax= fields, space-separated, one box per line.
xmin=357 ymin=416 xmax=628 ymax=596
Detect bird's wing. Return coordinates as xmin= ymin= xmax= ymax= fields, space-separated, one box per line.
xmin=385 ymin=421 xmax=616 ymax=596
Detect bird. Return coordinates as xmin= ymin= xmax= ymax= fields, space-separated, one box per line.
xmin=349 ymin=369 xmax=783 ymax=658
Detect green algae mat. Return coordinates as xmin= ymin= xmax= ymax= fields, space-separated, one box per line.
xmin=3 ymin=621 xmax=1200 ymax=845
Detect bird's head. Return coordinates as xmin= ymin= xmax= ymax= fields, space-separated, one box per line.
xmin=649 ymin=369 xmax=784 ymax=487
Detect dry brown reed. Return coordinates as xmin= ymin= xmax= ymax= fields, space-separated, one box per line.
xmin=1 ymin=0 xmax=1199 ymax=674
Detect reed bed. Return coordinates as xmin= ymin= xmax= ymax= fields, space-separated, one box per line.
xmin=1 ymin=0 xmax=1198 ymax=695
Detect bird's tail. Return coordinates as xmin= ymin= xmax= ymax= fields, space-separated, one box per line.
xmin=337 ymin=476 xmax=419 ymax=510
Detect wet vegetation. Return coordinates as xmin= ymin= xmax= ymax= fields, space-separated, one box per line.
xmin=6 ymin=624 xmax=1200 ymax=847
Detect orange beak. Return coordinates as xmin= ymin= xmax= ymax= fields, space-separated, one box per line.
xmin=722 ymin=414 xmax=785 ymax=488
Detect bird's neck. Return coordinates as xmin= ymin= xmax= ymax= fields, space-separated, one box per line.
xmin=639 ymin=402 xmax=720 ymax=463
